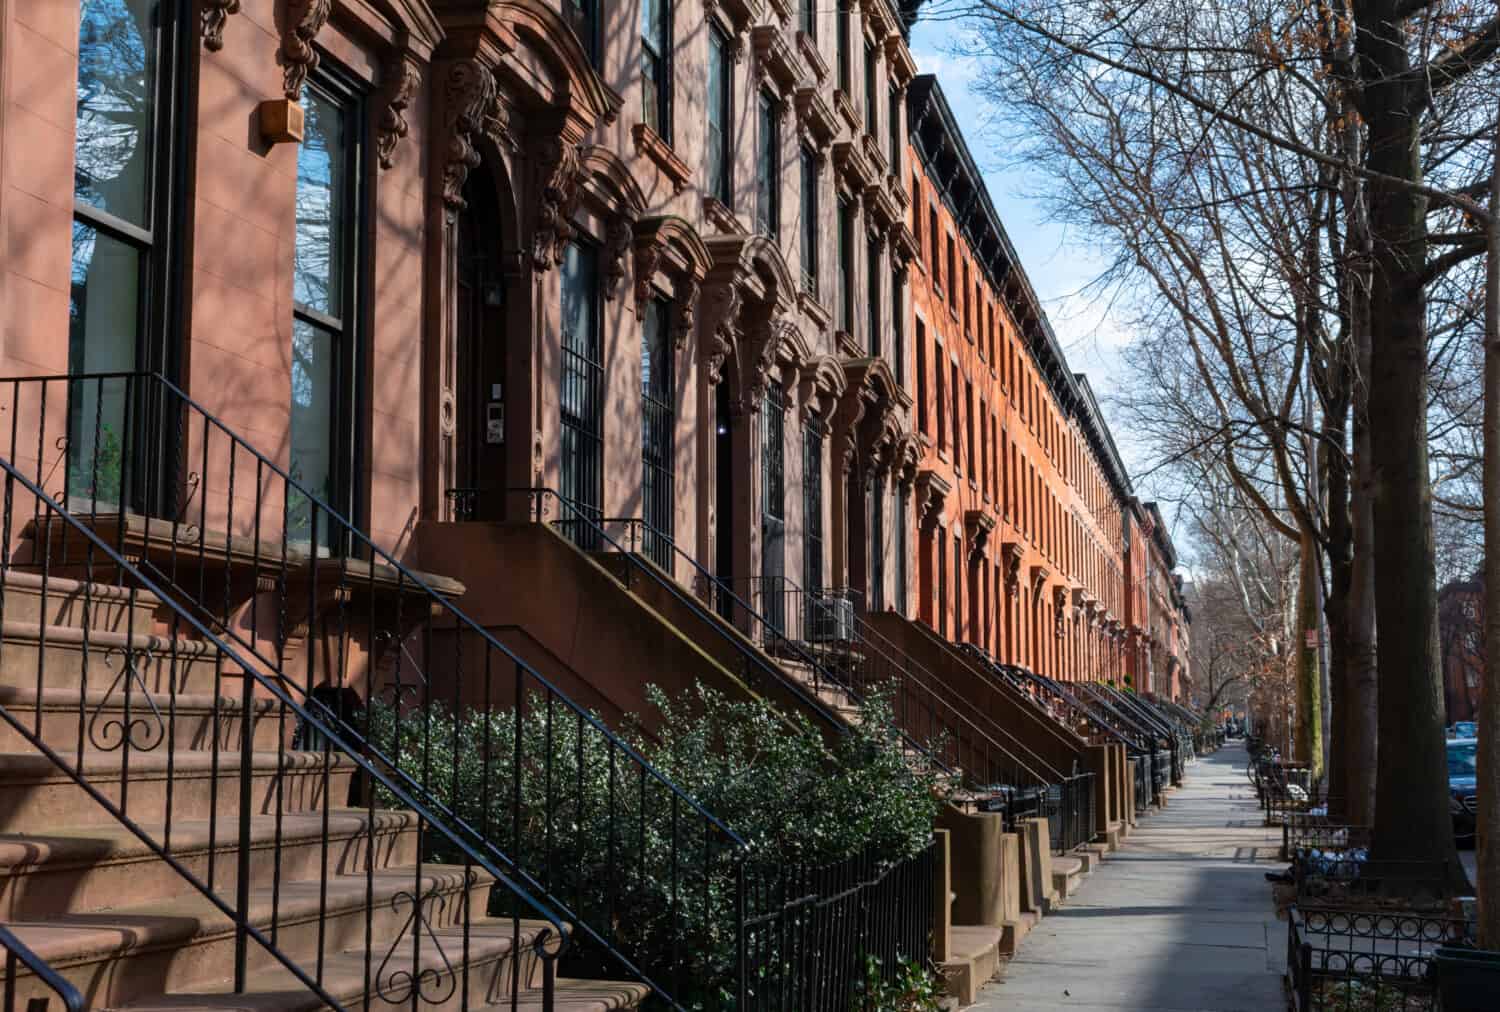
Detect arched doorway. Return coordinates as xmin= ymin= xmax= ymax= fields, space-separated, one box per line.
xmin=452 ymin=161 xmax=509 ymax=520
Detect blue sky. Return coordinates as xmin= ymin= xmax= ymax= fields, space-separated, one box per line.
xmin=906 ymin=20 xmax=1146 ymax=472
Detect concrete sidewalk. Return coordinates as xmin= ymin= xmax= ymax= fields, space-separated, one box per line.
xmin=973 ymin=742 xmax=1286 ymax=1011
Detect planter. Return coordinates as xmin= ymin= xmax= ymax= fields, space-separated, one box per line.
xmin=1434 ymin=946 xmax=1500 ymax=1011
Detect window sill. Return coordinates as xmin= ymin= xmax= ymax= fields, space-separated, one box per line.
xmin=796 ymin=30 xmax=828 ymax=81
xmin=703 ymin=196 xmax=743 ymax=235
xmin=800 ymin=289 xmax=832 ymax=329
xmin=633 ymin=124 xmax=692 ymax=195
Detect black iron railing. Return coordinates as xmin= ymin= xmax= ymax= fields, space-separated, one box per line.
xmin=1288 ymin=905 xmax=1472 ymax=1012
xmin=0 ymin=924 xmax=84 ymax=1012
xmin=1133 ymin=754 xmax=1152 ymax=813
xmin=1044 ymin=773 xmax=1098 ymax=853
xmin=2 ymin=372 xmax=750 ymax=1009
xmin=1283 ymin=816 xmax=1372 ymax=862
xmin=742 ymin=841 xmax=936 ymax=1011
xmin=0 ymin=443 xmax=567 ymax=1010
xmin=1293 ymin=858 xmax=1454 ymax=908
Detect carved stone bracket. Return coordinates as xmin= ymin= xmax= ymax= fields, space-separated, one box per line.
xmin=603 ymin=218 xmax=635 ymax=300
xmin=377 ymin=58 xmax=423 ymax=170
xmin=279 ymin=0 xmax=333 ymax=100
xmin=1029 ymin=564 xmax=1050 ymax=599
xmin=1053 ymin=585 xmax=1070 ymax=637
xmin=632 ymin=216 xmax=712 ymax=348
xmin=440 ymin=59 xmax=497 ymax=209
xmin=1002 ymin=541 xmax=1024 ymax=598
xmin=963 ymin=509 xmax=995 ymax=563
xmin=531 ymin=138 xmax=586 ymax=272
xmin=699 ymin=284 xmax=742 ymax=384
xmin=201 ymin=0 xmax=240 ymax=52
xmin=914 ymin=469 xmax=952 ymax=532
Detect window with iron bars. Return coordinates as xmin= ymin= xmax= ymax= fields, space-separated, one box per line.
xmin=560 ymin=239 xmax=603 ymax=546
xmin=641 ymin=297 xmax=674 ymax=569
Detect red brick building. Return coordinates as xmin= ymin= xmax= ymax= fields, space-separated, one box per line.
xmin=1439 ymin=573 xmax=1482 ymax=725
xmin=901 ymin=75 xmax=1180 ymax=687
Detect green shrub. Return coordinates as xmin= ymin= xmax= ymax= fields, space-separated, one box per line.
xmin=364 ymin=681 xmax=942 ymax=1006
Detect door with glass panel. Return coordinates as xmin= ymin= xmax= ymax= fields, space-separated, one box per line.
xmin=290 ymin=75 xmax=362 ymax=550
xmin=453 ymin=162 xmax=508 ymax=521
xmin=70 ymin=0 xmax=184 ymax=510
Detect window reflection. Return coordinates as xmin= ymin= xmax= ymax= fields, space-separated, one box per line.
xmin=75 ymin=0 xmax=156 ymax=226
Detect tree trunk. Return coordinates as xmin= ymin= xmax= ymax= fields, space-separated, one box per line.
xmin=1298 ymin=530 xmax=1325 ymax=782
xmin=1323 ymin=411 xmax=1354 ymax=818
xmin=1357 ymin=0 xmax=1465 ymax=888
xmin=1348 ymin=318 xmax=1379 ymax=828
xmin=1477 ymin=115 xmax=1500 ymax=949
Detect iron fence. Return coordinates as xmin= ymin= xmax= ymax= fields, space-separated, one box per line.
xmin=741 ymin=841 xmax=936 ymax=1011
xmin=1293 ymin=859 xmax=1455 ymax=909
xmin=1287 ymin=905 xmax=1472 ymax=1012
xmin=1044 ymin=773 xmax=1097 ymax=854
xmin=1 ymin=372 xmax=754 ymax=1009
xmin=1133 ymin=753 xmax=1152 ymax=813
xmin=1282 ymin=816 xmax=1372 ymax=862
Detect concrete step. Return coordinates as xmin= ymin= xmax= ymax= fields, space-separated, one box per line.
xmin=0 ymin=808 xmax=418 ymax=919
xmin=0 ymin=570 xmax=162 ymax=634
xmin=0 ymin=620 xmax=221 ymax=694
xmin=1050 ymin=853 xmax=1088 ymax=900
xmin=940 ymin=924 xmax=1003 ymax=1005
xmin=0 ymin=684 xmax=283 ymax=754
xmin=1 ymin=863 xmax=495 ymax=1009
xmin=0 ymin=748 xmax=356 ymax=830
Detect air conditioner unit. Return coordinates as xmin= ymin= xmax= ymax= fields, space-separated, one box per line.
xmin=807 ymin=595 xmax=855 ymax=643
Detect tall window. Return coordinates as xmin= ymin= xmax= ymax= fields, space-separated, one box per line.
xmin=804 ymin=422 xmax=825 ymax=595
xmin=946 ymin=235 xmax=957 ymax=309
xmin=838 ymin=199 xmax=855 ymax=333
xmin=641 ymin=297 xmax=674 ymax=567
xmin=937 ymin=523 xmax=948 ymax=637
xmin=757 ymin=92 xmax=780 ymax=238
xmin=867 ymin=237 xmax=881 ymax=356
xmin=707 ymin=27 xmax=732 ymax=205
xmin=935 ymin=349 xmax=946 ymax=452
xmin=641 ymin=0 xmax=671 ymax=139
xmin=870 ymin=475 xmax=885 ymax=610
xmin=800 ymin=0 xmax=815 ymax=37
xmin=951 ymin=362 xmax=961 ymax=470
xmin=566 ymin=0 xmax=600 ymax=68
xmin=290 ymin=75 xmax=363 ymax=548
xmin=962 ymin=262 xmax=971 ymax=335
xmin=560 ymin=240 xmax=603 ymax=543
xmin=888 ymin=86 xmax=901 ymax=169
xmin=965 ymin=380 xmax=975 ymax=477
xmin=800 ymin=148 xmax=819 ymax=297
xmin=928 ymin=208 xmax=941 ymax=290
xmin=892 ymin=269 xmax=905 ymax=386
xmin=864 ymin=44 xmax=878 ymax=128
xmin=895 ymin=487 xmax=909 ymax=615
xmin=837 ymin=5 xmax=850 ymax=91
xmin=915 ymin=321 xmax=928 ymax=434
xmin=70 ymin=0 xmax=184 ymax=504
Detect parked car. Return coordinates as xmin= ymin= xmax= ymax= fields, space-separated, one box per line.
xmin=1449 ymin=721 xmax=1477 ymax=739
xmin=1448 ymin=737 xmax=1477 ymax=845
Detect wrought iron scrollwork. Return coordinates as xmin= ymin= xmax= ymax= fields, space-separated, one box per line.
xmin=88 ymin=646 xmax=167 ymax=752
xmin=375 ymin=888 xmax=457 ymax=1005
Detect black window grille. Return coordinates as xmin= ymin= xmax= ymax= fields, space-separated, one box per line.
xmin=641 ymin=297 xmax=674 ymax=568
xmin=803 ymin=421 xmax=825 ymax=596
xmin=561 ymin=240 xmax=603 ymax=547
xmin=761 ymin=387 xmax=787 ymax=632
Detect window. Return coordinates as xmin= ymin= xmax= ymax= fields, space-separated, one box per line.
xmin=641 ymin=0 xmax=671 ymax=139
xmin=951 ymin=362 xmax=961 ymax=470
xmin=761 ymin=387 xmax=788 ymax=630
xmin=888 ymin=86 xmax=901 ymax=169
xmin=864 ymin=43 xmax=878 ymax=128
xmin=804 ymin=421 xmax=825 ymax=595
xmin=70 ymin=0 xmax=185 ymax=505
xmin=870 ymin=475 xmax=885 ymax=610
xmin=867 ymin=236 xmax=881 ymax=356
xmin=560 ymin=240 xmax=604 ymax=544
xmin=707 ymin=28 xmax=733 ymax=205
xmin=838 ymin=199 xmax=855 ymax=333
xmin=892 ymin=269 xmax=905 ymax=386
xmin=965 ymin=380 xmax=975 ymax=477
xmin=935 ymin=348 xmax=947 ymax=452
xmin=895 ymin=487 xmax=909 ymax=615
xmin=962 ymin=261 xmax=971 ymax=335
xmin=915 ymin=321 xmax=928 ymax=435
xmin=946 ymin=235 xmax=957 ymax=309
xmin=641 ymin=297 xmax=674 ymax=568
xmin=800 ymin=148 xmax=819 ymax=297
xmin=937 ymin=523 xmax=948 ymax=637
xmin=837 ymin=5 xmax=851 ymax=91
xmin=800 ymin=0 xmax=815 ymax=38
xmin=566 ymin=0 xmax=600 ymax=69
xmin=757 ymin=92 xmax=780 ymax=238
xmin=290 ymin=75 xmax=364 ymax=549
xmin=980 ymin=407 xmax=988 ymax=495
xmin=928 ymin=208 xmax=941 ymax=290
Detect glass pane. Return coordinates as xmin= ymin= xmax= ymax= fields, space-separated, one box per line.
xmin=68 ymin=222 xmax=141 ymax=507
xmin=289 ymin=317 xmax=336 ymax=545
xmin=75 ymin=0 xmax=157 ymax=226
xmin=641 ymin=0 xmax=664 ymax=52
xmin=294 ymin=87 xmax=347 ymax=318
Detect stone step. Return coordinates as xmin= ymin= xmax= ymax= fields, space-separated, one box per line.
xmin=0 ymin=748 xmax=356 ymax=830
xmin=0 ymin=808 xmax=418 ymax=919
xmin=0 ymin=684 xmax=283 ymax=754
xmin=107 ymin=923 xmax=648 ymax=1012
xmin=0 ymin=620 xmax=221 ymax=694
xmin=0 ymin=570 xmax=162 ymax=634
xmin=1051 ymin=853 xmax=1088 ymax=900
xmin=1 ymin=863 xmax=495 ymax=1009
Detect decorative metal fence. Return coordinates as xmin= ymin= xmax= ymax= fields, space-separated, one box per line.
xmin=1287 ymin=905 xmax=1472 ymax=1012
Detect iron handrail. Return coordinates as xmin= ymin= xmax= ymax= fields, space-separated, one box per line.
xmin=0 ymin=451 xmax=567 ymax=1010
xmin=1075 ymin=683 xmax=1168 ymax=748
xmin=969 ymin=650 xmax=1140 ymax=751
xmin=0 ymin=924 xmax=84 ymax=1012
xmin=7 ymin=371 xmax=748 ymax=1008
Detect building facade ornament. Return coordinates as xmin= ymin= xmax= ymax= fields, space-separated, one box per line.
xmin=200 ymin=0 xmax=240 ymax=52
xmin=531 ymin=138 xmax=585 ymax=271
xmin=440 ymin=59 xmax=497 ymax=209
xmin=279 ymin=0 xmax=333 ymax=100
xmin=377 ymin=58 xmax=423 ymax=170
